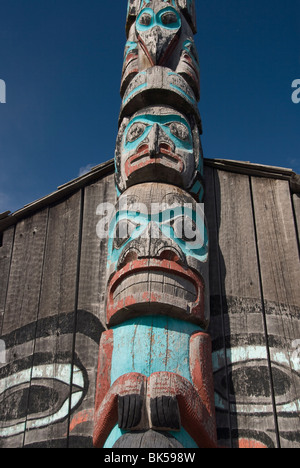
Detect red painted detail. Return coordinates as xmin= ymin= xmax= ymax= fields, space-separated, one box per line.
xmin=122 ymin=66 xmax=139 ymax=82
xmin=149 ymin=372 xmax=217 ymax=448
xmin=141 ymin=290 xmax=160 ymax=303
xmin=94 ymin=330 xmax=114 ymax=412
xmin=158 ymin=33 xmax=180 ymax=66
xmin=159 ymin=250 xmax=181 ymax=263
xmin=137 ymin=35 xmax=155 ymax=67
xmin=238 ymin=439 xmax=267 ymax=449
xmin=106 ymin=259 xmax=205 ymax=326
xmin=93 ymin=371 xmax=217 ymax=449
xmin=123 ymin=49 xmax=138 ymax=70
xmin=181 ymin=53 xmax=200 ymax=81
xmin=136 ymin=32 xmax=180 ymax=68
xmin=69 ymin=409 xmax=94 ymax=433
xmin=142 ymin=291 xmax=150 ymax=301
xmin=126 ymin=52 xmax=137 ymax=64
xmin=150 ymin=292 xmax=159 ymax=302
xmin=124 ymin=144 xmax=184 ymax=179
xmin=189 ymin=332 xmax=216 ymax=418
xmin=93 ymin=373 xmax=147 ymax=449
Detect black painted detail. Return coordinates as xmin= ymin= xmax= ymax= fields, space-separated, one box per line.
xmin=150 ymin=396 xmax=180 ymax=430
xmin=118 ymin=394 xmax=143 ymax=429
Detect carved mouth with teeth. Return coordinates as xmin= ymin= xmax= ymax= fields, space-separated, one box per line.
xmin=125 ymin=143 xmax=185 ymax=185
xmin=106 ymin=258 xmax=205 ymax=327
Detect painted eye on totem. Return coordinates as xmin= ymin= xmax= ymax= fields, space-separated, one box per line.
xmin=161 ymin=11 xmax=178 ymax=26
xmin=113 ymin=219 xmax=139 ymax=250
xmin=166 ymin=122 xmax=190 ymax=142
xmin=126 ymin=122 xmax=148 ymax=144
xmin=139 ymin=13 xmax=152 ymax=27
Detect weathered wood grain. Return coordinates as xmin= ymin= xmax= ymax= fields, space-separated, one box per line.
xmin=292 ymin=193 xmax=300 ymax=242
xmin=77 ymin=174 xmax=116 ymax=322
xmin=204 ymin=165 xmax=231 ymax=447
xmin=0 ymin=209 xmax=48 ymax=448
xmin=69 ymin=175 xmax=116 ymax=447
xmin=38 ymin=192 xmax=82 ymax=319
xmin=208 ymin=169 xmax=278 ymax=448
xmin=113 ymin=429 xmax=184 ymax=448
xmin=0 ymin=226 xmax=15 ymax=332
xmin=1 ymin=162 xmax=298 ymax=449
xmin=22 ymin=191 xmax=82 ymax=448
xmin=2 ymin=210 xmax=48 ymax=335
xmin=251 ymin=177 xmax=300 ymax=448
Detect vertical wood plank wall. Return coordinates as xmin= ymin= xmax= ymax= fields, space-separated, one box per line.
xmin=0 ymin=166 xmax=299 ymax=448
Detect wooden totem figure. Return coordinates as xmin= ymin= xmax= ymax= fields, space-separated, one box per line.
xmin=94 ymin=0 xmax=218 ymax=448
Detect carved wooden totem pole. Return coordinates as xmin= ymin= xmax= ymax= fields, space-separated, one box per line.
xmin=93 ymin=0 xmax=218 ymax=448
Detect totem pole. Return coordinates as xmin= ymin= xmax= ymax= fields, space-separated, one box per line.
xmin=93 ymin=0 xmax=217 ymax=448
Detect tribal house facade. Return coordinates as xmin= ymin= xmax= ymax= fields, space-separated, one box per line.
xmin=0 ymin=1 xmax=299 ymax=450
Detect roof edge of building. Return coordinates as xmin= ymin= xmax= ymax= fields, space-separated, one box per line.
xmin=0 ymin=158 xmax=299 ymax=232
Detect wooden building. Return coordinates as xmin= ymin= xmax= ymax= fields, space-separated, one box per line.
xmin=0 ymin=158 xmax=299 ymax=448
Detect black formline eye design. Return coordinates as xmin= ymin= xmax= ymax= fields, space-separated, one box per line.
xmin=126 ymin=122 xmax=149 ymax=144
xmin=113 ymin=219 xmax=142 ymax=251
xmin=212 ymin=344 xmax=300 ymax=415
xmin=0 ymin=357 xmax=86 ymax=437
xmin=165 ymin=122 xmax=190 ymax=142
xmin=161 ymin=11 xmax=178 ymax=26
xmin=136 ymin=7 xmax=181 ymax=32
xmin=139 ymin=12 xmax=152 ymax=26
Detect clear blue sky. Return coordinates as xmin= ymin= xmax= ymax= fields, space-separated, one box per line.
xmin=0 ymin=0 xmax=299 ymax=213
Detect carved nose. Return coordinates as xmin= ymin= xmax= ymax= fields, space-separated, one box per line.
xmin=138 ymin=223 xmax=186 ymax=265
xmin=117 ymin=222 xmax=187 ymax=270
xmin=139 ymin=26 xmax=177 ymax=66
xmin=148 ymin=124 xmax=160 ymax=158
xmin=147 ymin=124 xmax=175 ymax=158
xmin=141 ymin=26 xmax=163 ymax=65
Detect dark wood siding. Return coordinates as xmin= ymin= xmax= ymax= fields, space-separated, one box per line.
xmin=0 ymin=163 xmax=299 ymax=448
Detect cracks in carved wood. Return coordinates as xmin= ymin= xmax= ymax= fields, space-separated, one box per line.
xmin=93 ymin=0 xmax=218 ymax=449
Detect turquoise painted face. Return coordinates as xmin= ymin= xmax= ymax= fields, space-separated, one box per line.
xmin=115 ymin=107 xmax=201 ymax=194
xmin=124 ymin=113 xmax=193 ymax=154
xmin=105 ymin=184 xmax=210 ymax=328
xmin=108 ymin=205 xmax=207 ymax=269
xmin=107 ymin=186 xmax=208 ymax=273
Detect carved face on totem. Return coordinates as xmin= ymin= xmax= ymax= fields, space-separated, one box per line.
xmin=121 ymin=1 xmax=200 ymax=99
xmin=115 ymin=106 xmax=203 ymax=198
xmin=106 ymin=183 xmax=209 ymax=328
xmin=135 ymin=2 xmax=181 ymax=66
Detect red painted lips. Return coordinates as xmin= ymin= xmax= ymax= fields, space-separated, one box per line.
xmin=106 ymin=258 xmax=205 ymax=327
xmin=125 ymin=143 xmax=184 ymax=178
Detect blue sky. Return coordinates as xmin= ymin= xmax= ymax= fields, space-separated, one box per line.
xmin=0 ymin=0 xmax=299 ymax=213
